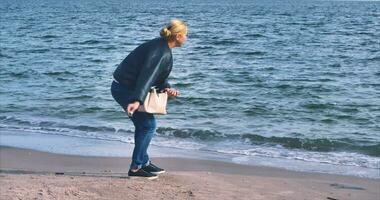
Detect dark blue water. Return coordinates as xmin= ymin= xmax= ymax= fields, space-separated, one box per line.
xmin=1 ymin=0 xmax=379 ymax=174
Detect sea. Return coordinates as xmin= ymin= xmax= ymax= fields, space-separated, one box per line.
xmin=1 ymin=0 xmax=379 ymax=179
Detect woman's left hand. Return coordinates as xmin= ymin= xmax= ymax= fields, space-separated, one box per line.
xmin=164 ymin=88 xmax=180 ymax=97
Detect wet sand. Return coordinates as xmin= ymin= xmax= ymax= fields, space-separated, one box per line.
xmin=0 ymin=146 xmax=379 ymax=200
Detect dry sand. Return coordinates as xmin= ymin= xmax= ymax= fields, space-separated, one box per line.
xmin=0 ymin=146 xmax=379 ymax=200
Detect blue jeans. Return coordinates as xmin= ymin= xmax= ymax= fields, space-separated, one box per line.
xmin=110 ymin=80 xmax=156 ymax=170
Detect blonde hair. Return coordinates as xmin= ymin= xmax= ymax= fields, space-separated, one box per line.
xmin=160 ymin=19 xmax=188 ymax=41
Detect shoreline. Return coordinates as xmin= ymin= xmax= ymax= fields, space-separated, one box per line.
xmin=0 ymin=145 xmax=338 ymax=177
xmin=1 ymin=130 xmax=379 ymax=179
xmin=1 ymin=146 xmax=379 ymax=200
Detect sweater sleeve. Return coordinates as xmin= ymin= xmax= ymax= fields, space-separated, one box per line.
xmin=157 ymin=78 xmax=171 ymax=91
xmin=130 ymin=50 xmax=165 ymax=104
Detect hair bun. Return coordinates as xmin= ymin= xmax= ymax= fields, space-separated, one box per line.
xmin=160 ymin=27 xmax=172 ymax=38
xmin=159 ymin=19 xmax=187 ymax=40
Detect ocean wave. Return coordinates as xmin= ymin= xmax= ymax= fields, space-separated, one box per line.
xmin=0 ymin=52 xmax=13 ymax=58
xmin=243 ymin=106 xmax=274 ymax=116
xmin=244 ymin=33 xmax=265 ymax=38
xmin=43 ymin=95 xmax=93 ymax=100
xmin=301 ymin=102 xmax=336 ymax=110
xmin=40 ymin=34 xmax=59 ymax=39
xmin=156 ymin=127 xmax=230 ymax=140
xmin=15 ymin=49 xmax=50 ymax=54
xmin=212 ymin=39 xmax=240 ymax=45
xmin=0 ymin=116 xmax=122 ymax=134
xmin=3 ymin=115 xmax=378 ymax=157
xmin=173 ymin=96 xmax=242 ymax=106
xmin=1 ymin=115 xmax=379 ymax=171
xmin=72 ymin=39 xmax=102 ymax=45
xmin=228 ymin=51 xmax=266 ymax=56
xmin=2 ymin=70 xmax=40 ymax=78
xmin=172 ymin=82 xmax=194 ymax=88
xmin=241 ymin=134 xmax=380 ymax=157
xmin=156 ymin=127 xmax=380 ymax=157
xmin=368 ymin=56 xmax=380 ymax=61
xmin=42 ymin=71 xmax=75 ymax=76
xmin=194 ymin=46 xmax=214 ymax=50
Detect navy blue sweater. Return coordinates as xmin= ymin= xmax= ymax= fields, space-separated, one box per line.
xmin=113 ymin=37 xmax=172 ymax=104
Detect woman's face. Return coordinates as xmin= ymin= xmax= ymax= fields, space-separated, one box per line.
xmin=175 ymin=31 xmax=187 ymax=47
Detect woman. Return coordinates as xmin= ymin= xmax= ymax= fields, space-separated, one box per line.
xmin=111 ymin=19 xmax=188 ymax=179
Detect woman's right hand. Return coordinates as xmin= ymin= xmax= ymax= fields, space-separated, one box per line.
xmin=164 ymin=88 xmax=180 ymax=97
xmin=126 ymin=101 xmax=140 ymax=116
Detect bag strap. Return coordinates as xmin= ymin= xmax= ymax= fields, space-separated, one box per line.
xmin=149 ymin=86 xmax=158 ymax=96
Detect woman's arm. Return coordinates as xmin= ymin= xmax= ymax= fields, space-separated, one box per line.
xmin=131 ymin=50 xmax=166 ymax=104
xmin=157 ymin=78 xmax=171 ymax=92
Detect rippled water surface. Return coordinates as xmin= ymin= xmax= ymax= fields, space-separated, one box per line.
xmin=1 ymin=0 xmax=379 ymax=173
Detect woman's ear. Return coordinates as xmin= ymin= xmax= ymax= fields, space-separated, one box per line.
xmin=176 ymin=33 xmax=182 ymax=41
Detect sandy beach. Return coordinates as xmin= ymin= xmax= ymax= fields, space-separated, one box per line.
xmin=0 ymin=146 xmax=378 ymax=200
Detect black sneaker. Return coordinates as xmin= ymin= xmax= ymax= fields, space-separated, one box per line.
xmin=128 ymin=168 xmax=158 ymax=180
xmin=142 ymin=162 xmax=166 ymax=174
